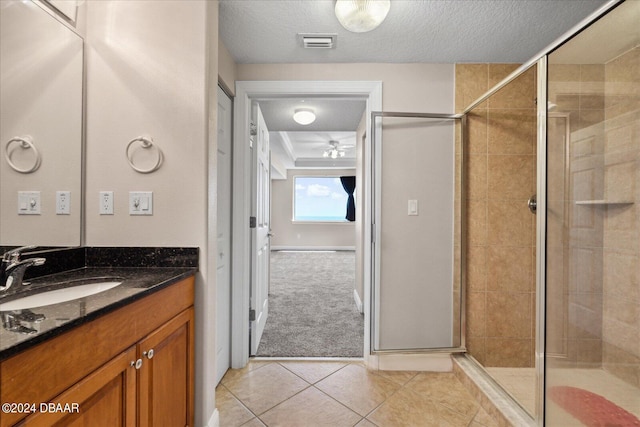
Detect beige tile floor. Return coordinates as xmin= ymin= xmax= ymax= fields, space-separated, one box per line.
xmin=216 ymin=360 xmax=499 ymax=427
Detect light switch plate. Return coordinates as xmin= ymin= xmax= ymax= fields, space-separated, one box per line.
xmin=129 ymin=191 xmax=153 ymax=215
xmin=408 ymin=199 xmax=419 ymax=216
xmin=18 ymin=191 xmax=41 ymax=215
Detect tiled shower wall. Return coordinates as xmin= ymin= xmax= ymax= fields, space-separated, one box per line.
xmin=456 ymin=64 xmax=537 ymax=367
xmin=602 ymin=46 xmax=640 ymax=387
xmin=546 ymin=46 xmax=639 ymax=387
xmin=547 ymin=63 xmax=607 ymax=367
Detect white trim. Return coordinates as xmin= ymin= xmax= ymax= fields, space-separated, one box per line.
xmin=253 ymin=356 xmax=363 ymax=363
xmin=232 ymin=80 xmax=382 ymax=369
xmin=208 ymin=409 xmax=220 ymax=427
xmin=295 ymin=158 xmax=356 ymax=168
xmin=277 ymin=131 xmax=297 ymax=163
xmin=353 ymin=288 xmax=363 ymax=313
xmin=271 ymin=246 xmax=355 ymax=251
xmin=290 ymin=221 xmax=355 ymax=225
xmin=371 ymin=107 xmax=382 ymax=352
xmin=374 ymin=353 xmax=453 ymax=372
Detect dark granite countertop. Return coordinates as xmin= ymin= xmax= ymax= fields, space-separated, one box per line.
xmin=0 ymin=266 xmax=196 ymax=361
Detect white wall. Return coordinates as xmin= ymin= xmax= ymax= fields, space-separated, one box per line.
xmin=218 ymin=40 xmax=236 ymax=96
xmin=84 ymin=1 xmax=217 ymax=425
xmin=237 ymin=63 xmax=453 ymax=112
xmin=0 ymin=0 xmax=83 ymax=246
xmin=238 ymin=63 xmax=456 ymax=350
xmin=271 ymin=169 xmax=356 ymax=249
xmin=85 ymin=1 xmax=208 ymax=247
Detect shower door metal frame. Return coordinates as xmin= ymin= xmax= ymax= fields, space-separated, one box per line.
xmin=545 ymin=110 xmax=571 ymax=362
xmin=535 ymin=56 xmax=548 ymax=426
xmin=370 ymin=111 xmax=466 ymax=354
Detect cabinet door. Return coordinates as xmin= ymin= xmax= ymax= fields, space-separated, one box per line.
xmin=18 ymin=347 xmax=137 ymax=427
xmin=138 ymin=308 xmax=194 ymax=427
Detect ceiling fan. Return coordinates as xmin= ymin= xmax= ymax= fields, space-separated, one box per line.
xmin=322 ymin=140 xmax=354 ymax=159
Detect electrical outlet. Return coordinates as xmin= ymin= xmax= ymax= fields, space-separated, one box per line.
xmin=99 ymin=191 xmax=114 ymax=215
xmin=56 ymin=191 xmax=71 ymax=215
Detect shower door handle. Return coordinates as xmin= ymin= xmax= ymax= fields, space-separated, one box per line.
xmin=528 ymin=195 xmax=537 ymax=214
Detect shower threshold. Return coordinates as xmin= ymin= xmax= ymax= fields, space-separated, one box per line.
xmin=452 ymin=355 xmax=536 ymax=427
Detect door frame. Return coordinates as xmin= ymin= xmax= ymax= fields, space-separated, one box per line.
xmin=231 ymin=80 xmax=382 ymax=368
xmin=215 ymin=84 xmax=233 ymax=385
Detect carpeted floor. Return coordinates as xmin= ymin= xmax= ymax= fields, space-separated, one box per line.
xmin=255 ymin=250 xmax=364 ymax=357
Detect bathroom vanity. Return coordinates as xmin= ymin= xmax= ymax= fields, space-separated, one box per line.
xmin=0 ymin=247 xmax=197 ymax=427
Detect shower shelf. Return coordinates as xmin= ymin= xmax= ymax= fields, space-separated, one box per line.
xmin=575 ymin=200 xmax=634 ymax=206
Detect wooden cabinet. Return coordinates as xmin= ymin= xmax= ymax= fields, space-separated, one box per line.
xmin=0 ymin=276 xmax=194 ymax=427
xmin=138 ymin=308 xmax=194 ymax=427
xmin=15 ymin=347 xmax=137 ymax=427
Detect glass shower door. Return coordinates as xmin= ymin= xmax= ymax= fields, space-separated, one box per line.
xmin=545 ymin=1 xmax=640 ymax=425
xmin=371 ymin=112 xmax=463 ymax=352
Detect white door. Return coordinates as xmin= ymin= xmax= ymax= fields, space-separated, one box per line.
xmin=250 ymin=103 xmax=271 ymax=355
xmin=216 ymin=86 xmax=232 ymax=384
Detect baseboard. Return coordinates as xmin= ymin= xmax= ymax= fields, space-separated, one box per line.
xmin=353 ymin=289 xmax=363 ymax=313
xmin=271 ymin=246 xmax=355 ymax=251
xmin=207 ymin=409 xmax=220 ymax=427
xmin=370 ymin=353 xmax=453 ymax=372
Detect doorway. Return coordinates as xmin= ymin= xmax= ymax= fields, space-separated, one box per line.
xmin=230 ymin=81 xmax=382 ymax=368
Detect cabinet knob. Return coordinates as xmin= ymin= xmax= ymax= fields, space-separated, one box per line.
xmin=131 ymin=358 xmax=143 ymax=370
xmin=143 ymin=349 xmax=154 ymax=360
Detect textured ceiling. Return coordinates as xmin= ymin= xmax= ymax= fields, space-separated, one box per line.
xmin=219 ymin=0 xmax=609 ymax=64
xmin=230 ymin=0 xmax=611 ymax=170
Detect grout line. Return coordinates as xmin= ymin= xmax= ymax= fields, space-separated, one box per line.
xmin=309 ymin=384 xmax=367 ymax=423
xmin=217 ymin=384 xmax=262 ymax=425
xmin=277 ymin=360 xmax=350 ymax=384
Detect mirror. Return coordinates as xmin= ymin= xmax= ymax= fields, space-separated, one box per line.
xmin=0 ymin=0 xmax=83 ymax=247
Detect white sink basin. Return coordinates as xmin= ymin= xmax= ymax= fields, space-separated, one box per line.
xmin=0 ymin=281 xmax=123 ymax=311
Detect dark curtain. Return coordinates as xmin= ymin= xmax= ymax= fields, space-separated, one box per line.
xmin=340 ymin=176 xmax=356 ymax=222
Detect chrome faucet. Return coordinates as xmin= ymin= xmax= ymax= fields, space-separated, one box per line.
xmin=0 ymin=246 xmax=46 ymax=292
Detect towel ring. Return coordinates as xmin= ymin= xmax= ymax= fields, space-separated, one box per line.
xmin=4 ymin=136 xmax=42 ymax=174
xmin=126 ymin=135 xmax=163 ymax=174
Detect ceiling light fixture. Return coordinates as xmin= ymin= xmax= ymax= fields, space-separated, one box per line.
xmin=334 ymin=0 xmax=390 ymax=33
xmin=293 ymin=108 xmax=316 ymax=125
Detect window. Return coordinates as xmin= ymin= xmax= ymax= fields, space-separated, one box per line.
xmin=293 ymin=176 xmax=351 ymax=222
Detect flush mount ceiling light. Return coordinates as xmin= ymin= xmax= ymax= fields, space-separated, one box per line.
xmin=293 ymin=108 xmax=316 ymax=125
xmin=335 ymin=0 xmax=391 ymax=33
